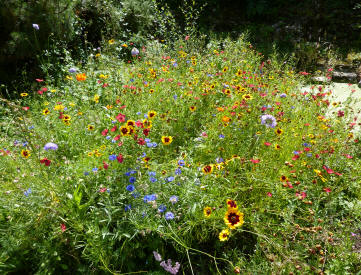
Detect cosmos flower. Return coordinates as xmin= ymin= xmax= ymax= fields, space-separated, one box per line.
xmin=260 ymin=114 xmax=277 ymax=128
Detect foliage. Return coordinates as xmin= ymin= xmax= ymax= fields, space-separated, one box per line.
xmin=0 ymin=35 xmax=360 ymax=274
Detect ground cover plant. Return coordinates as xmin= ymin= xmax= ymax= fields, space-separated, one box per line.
xmin=0 ymin=35 xmax=360 ymax=274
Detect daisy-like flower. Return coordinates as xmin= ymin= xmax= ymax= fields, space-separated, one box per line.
xmin=260 ymin=114 xmax=277 ymax=128
xmin=161 ymin=136 xmax=173 ymax=145
xmin=275 ymin=128 xmax=283 ymax=136
xmin=242 ymin=94 xmax=253 ymax=100
xmin=147 ymin=110 xmax=157 ymax=120
xmin=88 ymin=125 xmax=95 ymax=131
xmin=203 ymin=206 xmax=212 ymax=218
xmin=126 ymin=120 xmax=135 ymax=128
xmin=219 ymin=229 xmax=230 ymax=241
xmin=42 ymin=108 xmax=50 ymax=115
xmin=21 ymin=149 xmax=30 ymax=158
xmin=20 ymin=93 xmax=28 ymax=97
xmin=280 ymin=175 xmax=288 ymax=182
xmin=226 ymin=199 xmax=238 ymax=209
xmin=120 ymin=125 xmax=131 ymax=136
xmin=189 ymin=106 xmax=196 ymax=112
xmin=224 ymin=208 xmax=244 ymax=229
xmin=202 ymin=165 xmax=213 ymax=175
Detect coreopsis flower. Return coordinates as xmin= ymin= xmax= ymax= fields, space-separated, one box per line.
xmin=202 ymin=165 xmax=213 ymax=175
xmin=275 ymin=128 xmax=284 ymax=136
xmin=226 ymin=199 xmax=238 ymax=209
xmin=21 ymin=149 xmax=31 ymax=158
xmin=219 ymin=229 xmax=230 ymax=241
xmin=224 ymin=208 xmax=244 ymax=229
xmin=161 ymin=136 xmax=173 ymax=145
xmin=203 ymin=207 xmax=212 ymax=218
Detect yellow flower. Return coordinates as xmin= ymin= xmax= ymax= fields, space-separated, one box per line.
xmin=226 ymin=199 xmax=238 ymax=210
xmin=54 ymin=104 xmax=65 ymax=111
xmin=66 ymin=75 xmax=73 ymax=80
xmin=120 ymin=125 xmax=131 ymax=136
xmin=108 ymin=39 xmax=115 ymax=45
xmin=99 ymin=74 xmax=109 ymax=79
xmin=219 ymin=229 xmax=230 ymax=241
xmin=189 ymin=106 xmax=196 ymax=112
xmin=51 ymin=89 xmax=56 ymax=93
xmin=202 ymin=165 xmax=213 ymax=175
xmin=242 ymin=94 xmax=253 ymax=100
xmin=21 ymin=149 xmax=30 ymax=158
xmin=42 ymin=108 xmax=50 ymax=115
xmin=203 ymin=207 xmax=212 ymax=218
xmin=224 ymin=208 xmax=244 ymax=229
xmin=122 ymin=43 xmax=128 ymax=48
xmin=147 ymin=110 xmax=157 ymax=120
xmin=95 ymin=53 xmax=101 ymax=58
xmin=87 ymin=125 xmax=95 ymax=131
xmin=161 ymin=136 xmax=173 ymax=145
xmin=275 ymin=128 xmax=283 ymax=136
xmin=93 ymin=94 xmax=100 ymax=103
xmin=20 ymin=93 xmax=28 ymax=97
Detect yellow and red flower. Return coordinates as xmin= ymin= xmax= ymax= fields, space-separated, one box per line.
xmin=21 ymin=149 xmax=30 ymax=158
xmin=203 ymin=206 xmax=212 ymax=218
xmin=219 ymin=229 xmax=230 ymax=241
xmin=202 ymin=165 xmax=213 ymax=175
xmin=224 ymin=208 xmax=244 ymax=229
xmin=161 ymin=136 xmax=173 ymax=145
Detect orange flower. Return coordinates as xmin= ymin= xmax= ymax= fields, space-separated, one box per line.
xmin=76 ymin=73 xmax=86 ymax=81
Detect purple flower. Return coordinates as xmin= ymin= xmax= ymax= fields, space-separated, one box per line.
xmin=160 ymin=259 xmax=180 ymax=274
xmin=260 ymin=114 xmax=277 ymax=128
xmin=129 ymin=177 xmax=136 ymax=183
xmin=153 ymin=251 xmax=162 ymax=262
xmin=280 ymin=93 xmax=287 ymax=98
xmin=131 ymin=47 xmax=140 ymax=56
xmin=175 ymin=168 xmax=182 ymax=175
xmin=68 ymin=67 xmax=77 ymax=73
xmin=178 ymin=160 xmax=185 ymax=166
xmin=44 ymin=142 xmax=58 ymax=151
xmin=165 ymin=211 xmax=175 ymax=220
xmin=125 ymin=204 xmax=131 ymax=211
xmin=143 ymin=194 xmax=157 ymax=203
xmin=32 ymin=24 xmax=39 ymax=30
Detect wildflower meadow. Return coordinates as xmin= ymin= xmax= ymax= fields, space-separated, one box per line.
xmin=0 ymin=35 xmax=360 ymax=274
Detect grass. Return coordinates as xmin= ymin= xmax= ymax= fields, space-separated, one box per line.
xmin=0 ymin=35 xmax=360 ymax=274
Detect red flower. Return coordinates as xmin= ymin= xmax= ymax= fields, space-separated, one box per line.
xmin=323 ymin=187 xmax=331 ymax=193
xmin=116 ymin=113 xmax=126 ymax=122
xmin=40 ymin=158 xmax=51 ymax=166
xmin=138 ymin=138 xmax=145 ymax=145
xmin=117 ymin=154 xmax=124 ymax=163
xmin=103 ymin=161 xmax=109 ymax=170
xmin=143 ymin=128 xmax=150 ymax=136
xmin=60 ymin=223 xmax=66 ymax=232
xmin=36 ymin=79 xmax=44 ymax=82
xmin=250 ymin=159 xmax=260 ymax=163
xmin=101 ymin=129 xmax=109 ymax=136
xmin=111 ymin=126 xmax=117 ymax=132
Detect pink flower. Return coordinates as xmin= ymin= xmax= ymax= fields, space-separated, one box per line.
xmin=185 ymin=35 xmax=190 ymax=40
xmin=264 ymin=142 xmax=271 ymax=146
xmin=250 ymin=159 xmax=260 ymax=163
xmin=267 ymin=192 xmax=272 ymax=197
xmin=323 ymin=187 xmax=331 ymax=193
xmin=101 ymin=129 xmax=109 ymax=136
xmin=60 ymin=223 xmax=66 ymax=233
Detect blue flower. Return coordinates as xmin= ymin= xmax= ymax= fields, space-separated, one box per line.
xmin=293 ymin=151 xmax=299 ymax=155
xmin=28 ymin=125 xmax=35 ymax=130
xmin=69 ymin=67 xmax=77 ymax=73
xmin=148 ymin=171 xmax=156 ymax=177
xmin=32 ymin=24 xmax=39 ymax=30
xmin=178 ymin=160 xmax=185 ymax=166
xmin=158 ymin=204 xmax=167 ymax=213
xmin=125 ymin=204 xmax=131 ymax=211
xmin=216 ymin=157 xmax=224 ymax=163
xmin=219 ymin=134 xmax=225 ymax=139
xmin=165 ymin=211 xmax=175 ymax=220
xmin=129 ymin=177 xmax=136 ymax=183
xmin=175 ymin=168 xmax=182 ymax=175
xmin=173 ymin=95 xmax=178 ymax=100
xmin=132 ymin=192 xmax=140 ymax=198
xmin=24 ymin=188 xmax=32 ymax=197
xmin=167 ymin=176 xmax=175 ymax=182
xmin=146 ymin=143 xmax=153 ymax=148
xmin=169 ymin=195 xmax=178 ymax=204
xmin=126 ymin=184 xmax=135 ymax=192
xmin=307 ymin=153 xmax=312 ymax=157
xmin=84 ymin=171 xmax=89 ymax=176
xmin=109 ymin=154 xmax=117 ymax=161
xmin=92 ymin=168 xmax=98 ymax=172
xmin=136 ymin=112 xmax=142 ymax=115
xmin=150 ymin=177 xmax=157 ymax=183
xmin=143 ymin=194 xmax=157 ymax=203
